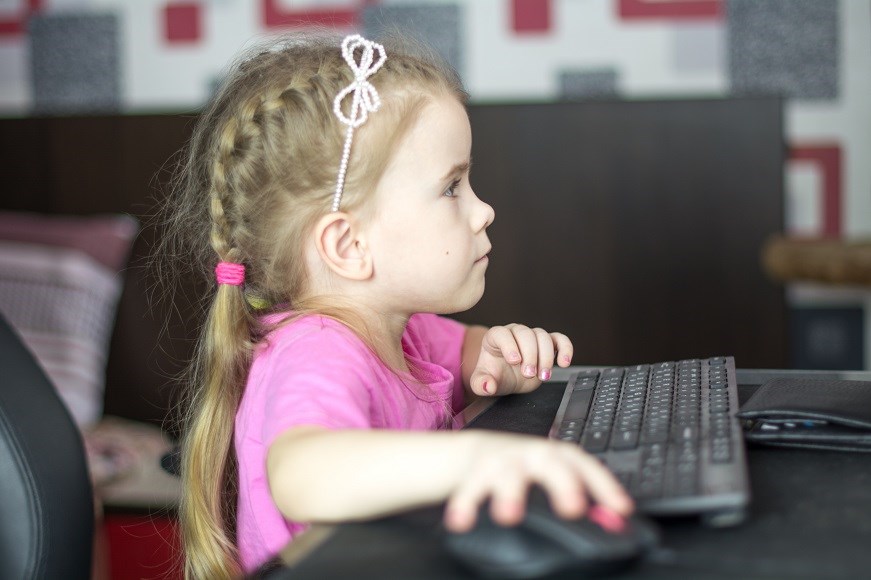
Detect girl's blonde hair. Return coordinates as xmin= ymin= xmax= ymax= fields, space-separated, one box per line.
xmin=158 ymin=31 xmax=466 ymax=579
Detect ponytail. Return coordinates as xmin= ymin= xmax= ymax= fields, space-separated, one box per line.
xmin=180 ymin=279 xmax=253 ymax=579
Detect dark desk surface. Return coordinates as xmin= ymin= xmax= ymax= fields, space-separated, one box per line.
xmin=264 ymin=369 xmax=871 ymax=580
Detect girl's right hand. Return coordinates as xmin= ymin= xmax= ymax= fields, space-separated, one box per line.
xmin=443 ymin=433 xmax=633 ymax=532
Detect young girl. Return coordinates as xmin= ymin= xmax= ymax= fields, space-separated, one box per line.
xmin=165 ymin=32 xmax=632 ymax=578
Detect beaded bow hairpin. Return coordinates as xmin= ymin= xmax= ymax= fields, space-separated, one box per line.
xmin=331 ymin=34 xmax=387 ymax=212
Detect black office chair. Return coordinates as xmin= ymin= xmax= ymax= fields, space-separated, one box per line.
xmin=0 ymin=313 xmax=94 ymax=579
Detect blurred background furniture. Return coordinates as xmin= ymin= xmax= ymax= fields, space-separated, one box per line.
xmin=0 ymin=312 xmax=94 ymax=579
xmin=762 ymin=235 xmax=871 ymax=286
xmin=761 ymin=235 xmax=871 ymax=370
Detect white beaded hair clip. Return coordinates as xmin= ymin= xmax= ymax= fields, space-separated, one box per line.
xmin=331 ymin=34 xmax=387 ymax=212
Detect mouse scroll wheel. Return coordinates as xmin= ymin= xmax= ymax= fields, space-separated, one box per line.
xmin=587 ymin=506 xmax=626 ymax=534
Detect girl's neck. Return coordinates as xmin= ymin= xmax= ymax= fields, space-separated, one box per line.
xmin=356 ymin=307 xmax=411 ymax=371
xmin=293 ymin=294 xmax=412 ymax=372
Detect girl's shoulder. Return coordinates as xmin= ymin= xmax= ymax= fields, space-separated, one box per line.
xmin=258 ymin=311 xmax=366 ymax=357
xmin=255 ymin=311 xmax=465 ymax=363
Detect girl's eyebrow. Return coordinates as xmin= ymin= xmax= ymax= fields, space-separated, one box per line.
xmin=442 ymin=157 xmax=473 ymax=181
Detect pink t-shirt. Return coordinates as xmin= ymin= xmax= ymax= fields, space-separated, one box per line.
xmin=234 ymin=312 xmax=467 ymax=571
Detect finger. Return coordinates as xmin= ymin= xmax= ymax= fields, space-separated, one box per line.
xmin=551 ymin=333 xmax=574 ymax=367
xmin=469 ymin=369 xmax=499 ymax=396
xmin=533 ymin=328 xmax=555 ymax=381
xmin=482 ymin=326 xmax=522 ymax=365
xmin=569 ymin=451 xmax=634 ymax=516
xmin=508 ymin=324 xmax=539 ymax=378
xmin=530 ymin=459 xmax=588 ymax=519
xmin=444 ymin=475 xmax=495 ymax=533
xmin=488 ymin=466 xmax=528 ymax=527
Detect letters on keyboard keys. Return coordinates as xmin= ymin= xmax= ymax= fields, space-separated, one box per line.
xmin=549 ymin=357 xmax=750 ymax=524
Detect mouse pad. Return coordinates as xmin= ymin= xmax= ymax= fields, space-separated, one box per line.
xmin=737 ymin=378 xmax=871 ymax=452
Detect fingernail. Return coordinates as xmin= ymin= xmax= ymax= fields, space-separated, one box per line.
xmin=540 ymin=368 xmax=551 ymax=381
xmin=562 ymin=355 xmax=572 ymax=365
xmin=588 ymin=506 xmax=626 ymax=533
xmin=509 ymin=352 xmax=522 ymax=363
xmin=523 ymin=364 xmax=536 ymax=377
xmin=482 ymin=380 xmax=491 ymax=394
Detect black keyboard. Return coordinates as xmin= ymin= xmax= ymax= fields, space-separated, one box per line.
xmin=549 ymin=356 xmax=750 ymax=526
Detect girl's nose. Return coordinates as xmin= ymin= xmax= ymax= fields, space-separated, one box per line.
xmin=474 ymin=195 xmax=495 ymax=232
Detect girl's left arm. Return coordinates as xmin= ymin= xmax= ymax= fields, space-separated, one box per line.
xmin=461 ymin=323 xmax=574 ymax=399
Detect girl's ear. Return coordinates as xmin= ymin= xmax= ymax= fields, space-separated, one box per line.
xmin=313 ymin=212 xmax=373 ymax=281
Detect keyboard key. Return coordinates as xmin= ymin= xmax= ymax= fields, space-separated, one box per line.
xmin=641 ymin=428 xmax=669 ymax=444
xmin=549 ymin=357 xmax=748 ymax=517
xmin=610 ymin=429 xmax=639 ymax=450
xmin=672 ymin=424 xmax=698 ymax=441
xmin=614 ymin=471 xmax=633 ymax=491
xmin=581 ymin=430 xmax=610 ymax=453
xmin=711 ymin=438 xmax=733 ymax=463
xmin=558 ymin=424 xmax=582 ymax=442
xmin=564 ymin=387 xmax=594 ymax=423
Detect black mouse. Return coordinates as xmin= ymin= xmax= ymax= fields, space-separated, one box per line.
xmin=443 ymin=491 xmax=659 ymax=579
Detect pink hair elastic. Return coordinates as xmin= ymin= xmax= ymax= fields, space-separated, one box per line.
xmin=215 ymin=261 xmax=245 ymax=286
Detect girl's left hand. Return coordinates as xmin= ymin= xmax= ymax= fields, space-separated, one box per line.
xmin=469 ymin=324 xmax=573 ymax=396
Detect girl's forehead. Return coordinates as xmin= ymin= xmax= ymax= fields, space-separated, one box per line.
xmin=395 ymin=105 xmax=469 ymax=175
xmin=406 ymin=97 xmax=470 ymax=151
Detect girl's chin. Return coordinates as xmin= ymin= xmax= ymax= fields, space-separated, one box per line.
xmin=435 ymin=285 xmax=486 ymax=316
xmin=460 ymin=284 xmax=486 ymax=312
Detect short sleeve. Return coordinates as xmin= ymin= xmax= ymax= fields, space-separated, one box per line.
xmin=256 ymin=326 xmax=376 ymax=447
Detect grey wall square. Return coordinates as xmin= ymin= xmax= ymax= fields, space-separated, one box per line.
xmin=727 ymin=0 xmax=838 ymax=100
xmin=558 ymin=69 xmax=618 ymax=100
xmin=790 ymin=307 xmax=865 ymax=370
xmin=362 ymin=4 xmax=463 ymax=79
xmin=30 ymin=13 xmax=120 ymax=114
xmin=674 ymin=23 xmax=724 ymax=73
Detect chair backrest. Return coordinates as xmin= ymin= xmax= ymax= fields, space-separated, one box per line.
xmin=0 ymin=313 xmax=94 ymax=579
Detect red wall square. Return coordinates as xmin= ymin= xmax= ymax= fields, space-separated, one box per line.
xmin=0 ymin=0 xmax=43 ymax=36
xmin=164 ymin=2 xmax=201 ymax=44
xmin=263 ymin=0 xmax=361 ymax=28
xmin=513 ymin=0 xmax=551 ymax=34
xmin=789 ymin=144 xmax=843 ymax=238
xmin=619 ymin=0 xmax=721 ymax=20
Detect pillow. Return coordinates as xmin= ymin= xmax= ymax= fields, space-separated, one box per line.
xmin=0 ymin=211 xmax=137 ymax=271
xmin=0 ymin=212 xmax=137 ymax=428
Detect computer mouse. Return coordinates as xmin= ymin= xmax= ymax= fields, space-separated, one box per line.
xmin=443 ymin=492 xmax=659 ymax=579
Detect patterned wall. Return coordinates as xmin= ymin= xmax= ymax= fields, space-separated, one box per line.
xmin=1 ymin=0 xmax=870 ymax=362
xmin=2 ymin=0 xmax=868 ymax=239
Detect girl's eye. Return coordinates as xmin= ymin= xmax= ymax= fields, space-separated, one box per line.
xmin=444 ymin=179 xmax=461 ymax=198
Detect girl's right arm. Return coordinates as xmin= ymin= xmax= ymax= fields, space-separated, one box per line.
xmin=266 ymin=426 xmax=633 ymax=532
